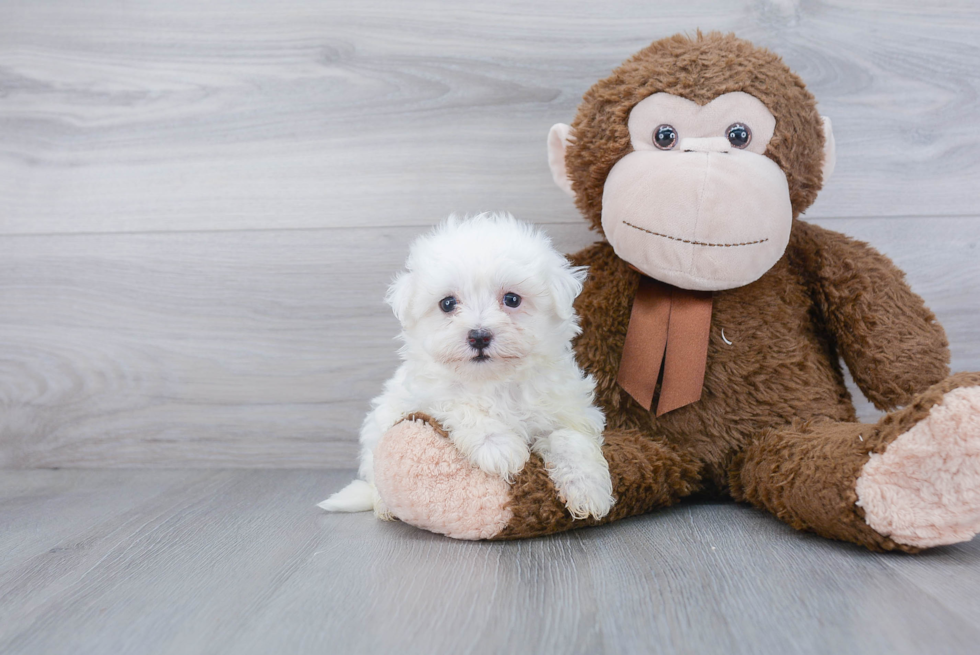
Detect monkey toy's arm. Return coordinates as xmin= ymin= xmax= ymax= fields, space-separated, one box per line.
xmin=790 ymin=220 xmax=950 ymax=410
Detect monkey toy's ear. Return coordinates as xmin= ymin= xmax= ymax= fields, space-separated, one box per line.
xmin=547 ymin=123 xmax=576 ymax=197
xmin=821 ymin=116 xmax=836 ymax=182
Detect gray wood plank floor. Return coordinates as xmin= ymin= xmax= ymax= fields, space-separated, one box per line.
xmin=1 ymin=469 xmax=978 ymax=655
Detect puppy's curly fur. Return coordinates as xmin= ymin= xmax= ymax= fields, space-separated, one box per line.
xmin=320 ymin=214 xmax=615 ymax=521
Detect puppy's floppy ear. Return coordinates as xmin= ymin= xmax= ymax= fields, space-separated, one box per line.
xmin=385 ymin=271 xmax=415 ymax=326
xmin=550 ymin=262 xmax=588 ymax=320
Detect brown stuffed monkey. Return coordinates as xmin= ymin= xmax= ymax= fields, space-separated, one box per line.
xmin=369 ymin=32 xmax=980 ymax=552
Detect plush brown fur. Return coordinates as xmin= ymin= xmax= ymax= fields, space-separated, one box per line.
xmin=495 ymin=428 xmax=701 ymax=539
xmin=485 ymin=33 xmax=961 ymax=549
xmin=487 ymin=219 xmax=956 ymax=548
xmin=730 ymin=372 xmax=980 ymax=553
xmin=501 ymin=33 xmax=962 ymax=548
xmin=566 ymin=31 xmax=826 ymax=233
xmin=372 ymin=32 xmax=977 ymax=551
xmin=484 ymin=374 xmax=979 ymax=550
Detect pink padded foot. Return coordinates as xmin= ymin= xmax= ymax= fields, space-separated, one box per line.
xmin=856 ymin=387 xmax=980 ymax=548
xmin=373 ymin=419 xmax=512 ymax=540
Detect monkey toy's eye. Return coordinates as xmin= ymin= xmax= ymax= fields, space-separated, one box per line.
xmin=439 ymin=296 xmax=457 ymax=313
xmin=502 ymin=292 xmax=521 ymax=308
xmin=653 ymin=124 xmax=677 ymax=150
xmin=726 ymin=123 xmax=752 ymax=149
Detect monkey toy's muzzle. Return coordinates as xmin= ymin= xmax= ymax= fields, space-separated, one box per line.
xmin=600 ymin=140 xmax=793 ymax=292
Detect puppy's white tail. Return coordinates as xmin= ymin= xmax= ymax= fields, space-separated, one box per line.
xmin=318 ymin=479 xmax=374 ymax=513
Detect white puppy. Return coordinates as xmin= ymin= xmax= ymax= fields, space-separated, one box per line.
xmin=319 ymin=213 xmax=614 ymax=520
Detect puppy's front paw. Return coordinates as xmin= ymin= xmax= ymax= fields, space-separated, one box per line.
xmin=555 ymin=473 xmax=615 ymax=521
xmin=551 ymin=466 xmax=615 ymax=521
xmin=538 ymin=428 xmax=615 ymax=520
xmin=467 ymin=432 xmax=530 ymax=482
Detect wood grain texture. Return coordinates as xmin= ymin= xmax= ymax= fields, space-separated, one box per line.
xmin=1 ymin=469 xmax=979 ymax=655
xmin=1 ymin=0 xmax=979 ymax=467
xmin=0 ymin=222 xmax=599 ymax=468
xmin=0 ymin=0 xmax=979 ymax=235
xmin=1 ymin=218 xmax=977 ymax=468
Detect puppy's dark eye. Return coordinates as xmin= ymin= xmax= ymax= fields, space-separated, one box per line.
xmin=726 ymin=123 xmax=751 ymax=149
xmin=502 ymin=292 xmax=521 ymax=308
xmin=654 ymin=125 xmax=677 ymax=150
xmin=439 ymin=297 xmax=457 ymax=313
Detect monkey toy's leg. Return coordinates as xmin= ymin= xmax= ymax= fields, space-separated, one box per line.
xmin=371 ymin=416 xmax=702 ymax=540
xmin=730 ymin=373 xmax=980 ymax=552
xmin=371 ymin=374 xmax=980 ymax=546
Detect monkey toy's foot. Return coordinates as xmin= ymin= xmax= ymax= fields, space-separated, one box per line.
xmin=371 ymin=414 xmax=699 ymax=541
xmin=856 ymin=383 xmax=980 ymax=548
xmin=372 ymin=415 xmax=514 ymax=540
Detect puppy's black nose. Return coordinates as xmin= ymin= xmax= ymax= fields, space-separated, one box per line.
xmin=467 ymin=328 xmax=493 ymax=350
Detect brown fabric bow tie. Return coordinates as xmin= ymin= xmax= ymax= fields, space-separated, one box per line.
xmin=617 ymin=276 xmax=713 ymax=415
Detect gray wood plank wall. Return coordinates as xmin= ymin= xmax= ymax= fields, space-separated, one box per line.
xmin=2 ymin=0 xmax=979 ymax=468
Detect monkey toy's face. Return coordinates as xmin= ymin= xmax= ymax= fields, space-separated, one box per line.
xmin=601 ymin=92 xmax=790 ymax=291
xmin=548 ymin=35 xmax=836 ymax=291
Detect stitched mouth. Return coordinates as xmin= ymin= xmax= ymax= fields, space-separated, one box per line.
xmin=622 ymin=221 xmax=768 ymax=248
xmin=472 ymin=353 xmax=490 ymax=362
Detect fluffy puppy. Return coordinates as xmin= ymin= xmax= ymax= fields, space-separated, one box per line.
xmin=319 ymin=213 xmax=614 ymax=520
